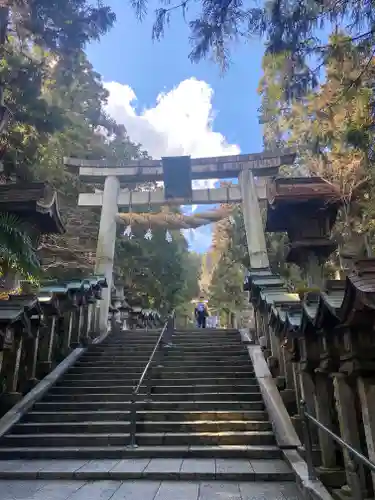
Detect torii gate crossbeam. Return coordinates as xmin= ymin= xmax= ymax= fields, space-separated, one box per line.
xmin=78 ymin=183 xmax=267 ymax=209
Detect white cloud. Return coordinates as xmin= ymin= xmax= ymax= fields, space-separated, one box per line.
xmin=104 ymin=78 xmax=240 ymax=161
xmin=104 ymin=78 xmax=240 ymax=250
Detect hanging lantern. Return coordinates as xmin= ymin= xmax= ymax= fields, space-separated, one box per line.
xmin=165 ymin=230 xmax=172 ymax=243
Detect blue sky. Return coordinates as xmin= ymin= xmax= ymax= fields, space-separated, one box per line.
xmin=87 ymin=0 xmax=265 ymax=252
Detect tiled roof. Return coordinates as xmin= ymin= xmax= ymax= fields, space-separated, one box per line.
xmin=248 ymin=260 xmax=375 ymax=338
xmin=0 ymin=183 xmax=65 ymax=234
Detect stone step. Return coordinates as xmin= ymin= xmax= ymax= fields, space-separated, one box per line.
xmin=34 ymin=400 xmax=265 ymax=412
xmin=50 ymin=384 xmax=260 ymax=394
xmin=43 ymin=392 xmax=263 ymax=402
xmin=100 ymin=337 xmax=240 ymax=346
xmin=58 ymin=377 xmax=259 ymax=387
xmin=67 ymin=365 xmax=254 ymax=374
xmin=92 ymin=341 xmax=244 ymax=348
xmin=0 ymin=444 xmax=281 ymax=460
xmin=13 ymin=420 xmax=272 ymax=434
xmin=80 ymin=354 xmax=251 ymax=362
xmin=98 ymin=342 xmax=242 ymax=350
xmin=75 ymin=359 xmax=252 ymax=367
xmin=106 ymin=328 xmax=235 ymax=342
xmin=82 ymin=353 xmax=249 ymax=361
xmin=96 ymin=337 xmax=242 ymax=343
xmin=87 ymin=342 xmax=245 ymax=354
xmin=63 ymin=370 xmax=256 ymax=380
xmin=0 ymin=431 xmax=275 ymax=447
xmin=25 ymin=410 xmax=268 ymax=423
xmin=0 ymin=458 xmax=294 ymax=481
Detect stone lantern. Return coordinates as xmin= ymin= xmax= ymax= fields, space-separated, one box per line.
xmin=0 ymin=297 xmax=42 ymax=410
xmin=36 ymin=290 xmax=61 ymax=376
xmin=7 ymin=295 xmax=43 ymax=392
xmin=266 ymin=176 xmax=340 ymax=287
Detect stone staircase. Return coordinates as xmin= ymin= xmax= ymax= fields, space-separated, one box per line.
xmin=0 ymin=328 xmax=298 ymax=484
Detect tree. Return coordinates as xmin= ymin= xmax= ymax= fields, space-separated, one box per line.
xmin=208 ymin=251 xmax=246 ymax=325
xmin=115 ymin=213 xmax=200 ymax=313
xmin=202 ymin=209 xmax=247 ymax=323
xmin=129 ymin=0 xmax=375 ymax=87
xmin=275 ymin=36 xmax=375 ymax=261
xmin=256 ymin=34 xmax=375 ymax=279
xmin=0 ymin=0 xmax=115 ymax=179
xmin=33 ymin=49 xmax=148 ymax=279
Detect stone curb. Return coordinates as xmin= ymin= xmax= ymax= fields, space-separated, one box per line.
xmin=0 ymin=470 xmax=295 ymax=481
xmin=242 ymin=337 xmax=334 ymax=500
xmin=246 ymin=344 xmax=300 ymax=449
xmin=0 ymin=329 xmax=111 ymax=439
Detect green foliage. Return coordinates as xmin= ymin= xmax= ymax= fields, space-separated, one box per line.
xmin=116 ymin=222 xmax=200 ymax=313
xmin=202 ymin=209 xmax=246 ymax=320
xmin=0 ymin=212 xmax=39 ymax=277
xmin=130 ymin=0 xmax=375 ymax=99
xmin=208 ymin=251 xmax=245 ymax=315
xmin=0 ymin=1 xmax=115 ymax=180
xmin=257 ymin=33 xmax=375 ymax=278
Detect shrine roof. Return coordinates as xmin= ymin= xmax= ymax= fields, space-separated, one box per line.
xmin=259 ymin=289 xmax=300 ymax=308
xmin=251 ymin=276 xmax=285 ymax=288
xmin=0 ymin=274 xmax=112 ymax=326
xmin=0 ymin=183 xmax=65 ymax=234
xmin=248 ymin=259 xmax=375 ymax=337
xmin=271 ymin=306 xmax=287 ymax=323
xmin=0 ymin=303 xmax=25 ymax=323
xmin=87 ymin=275 xmax=108 ymax=288
xmin=39 ymin=284 xmax=67 ymax=294
xmin=339 ymin=259 xmax=375 ymax=325
xmin=286 ymin=308 xmax=303 ymax=329
xmin=39 ymin=276 xmax=107 ymax=298
xmin=8 ymin=295 xmax=42 ymax=316
xmin=321 ymin=280 xmax=346 ymax=313
xmin=302 ymin=296 xmax=320 ymax=321
xmin=266 ymin=176 xmax=341 ymax=205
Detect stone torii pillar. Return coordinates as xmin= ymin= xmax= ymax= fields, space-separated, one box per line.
xmin=95 ymin=175 xmax=120 ymax=334
xmin=239 ymin=170 xmax=269 ymax=270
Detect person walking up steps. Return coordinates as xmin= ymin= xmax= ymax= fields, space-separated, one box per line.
xmin=195 ymin=298 xmax=208 ymax=328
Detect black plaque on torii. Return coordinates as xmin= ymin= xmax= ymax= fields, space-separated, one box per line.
xmin=162 ymin=156 xmax=193 ymax=201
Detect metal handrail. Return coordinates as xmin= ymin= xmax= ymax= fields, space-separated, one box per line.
xmin=128 ymin=310 xmax=175 ymax=447
xmin=301 ymin=400 xmax=375 ymax=499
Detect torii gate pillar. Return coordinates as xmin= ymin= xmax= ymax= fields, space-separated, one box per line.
xmin=239 ymin=168 xmax=269 ymax=269
xmin=95 ymin=175 xmax=120 ymax=334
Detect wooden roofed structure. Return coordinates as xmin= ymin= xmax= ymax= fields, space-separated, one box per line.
xmin=0 ymin=183 xmax=65 ymax=235
xmin=265 ymin=176 xmax=342 ymax=269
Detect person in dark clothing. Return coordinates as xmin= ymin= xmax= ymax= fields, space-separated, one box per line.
xmin=195 ymin=300 xmax=208 ymax=328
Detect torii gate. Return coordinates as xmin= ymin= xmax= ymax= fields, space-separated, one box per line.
xmin=65 ymin=150 xmax=295 ymax=333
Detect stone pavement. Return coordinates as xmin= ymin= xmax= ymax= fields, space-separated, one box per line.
xmin=0 ymin=479 xmax=302 ymax=499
